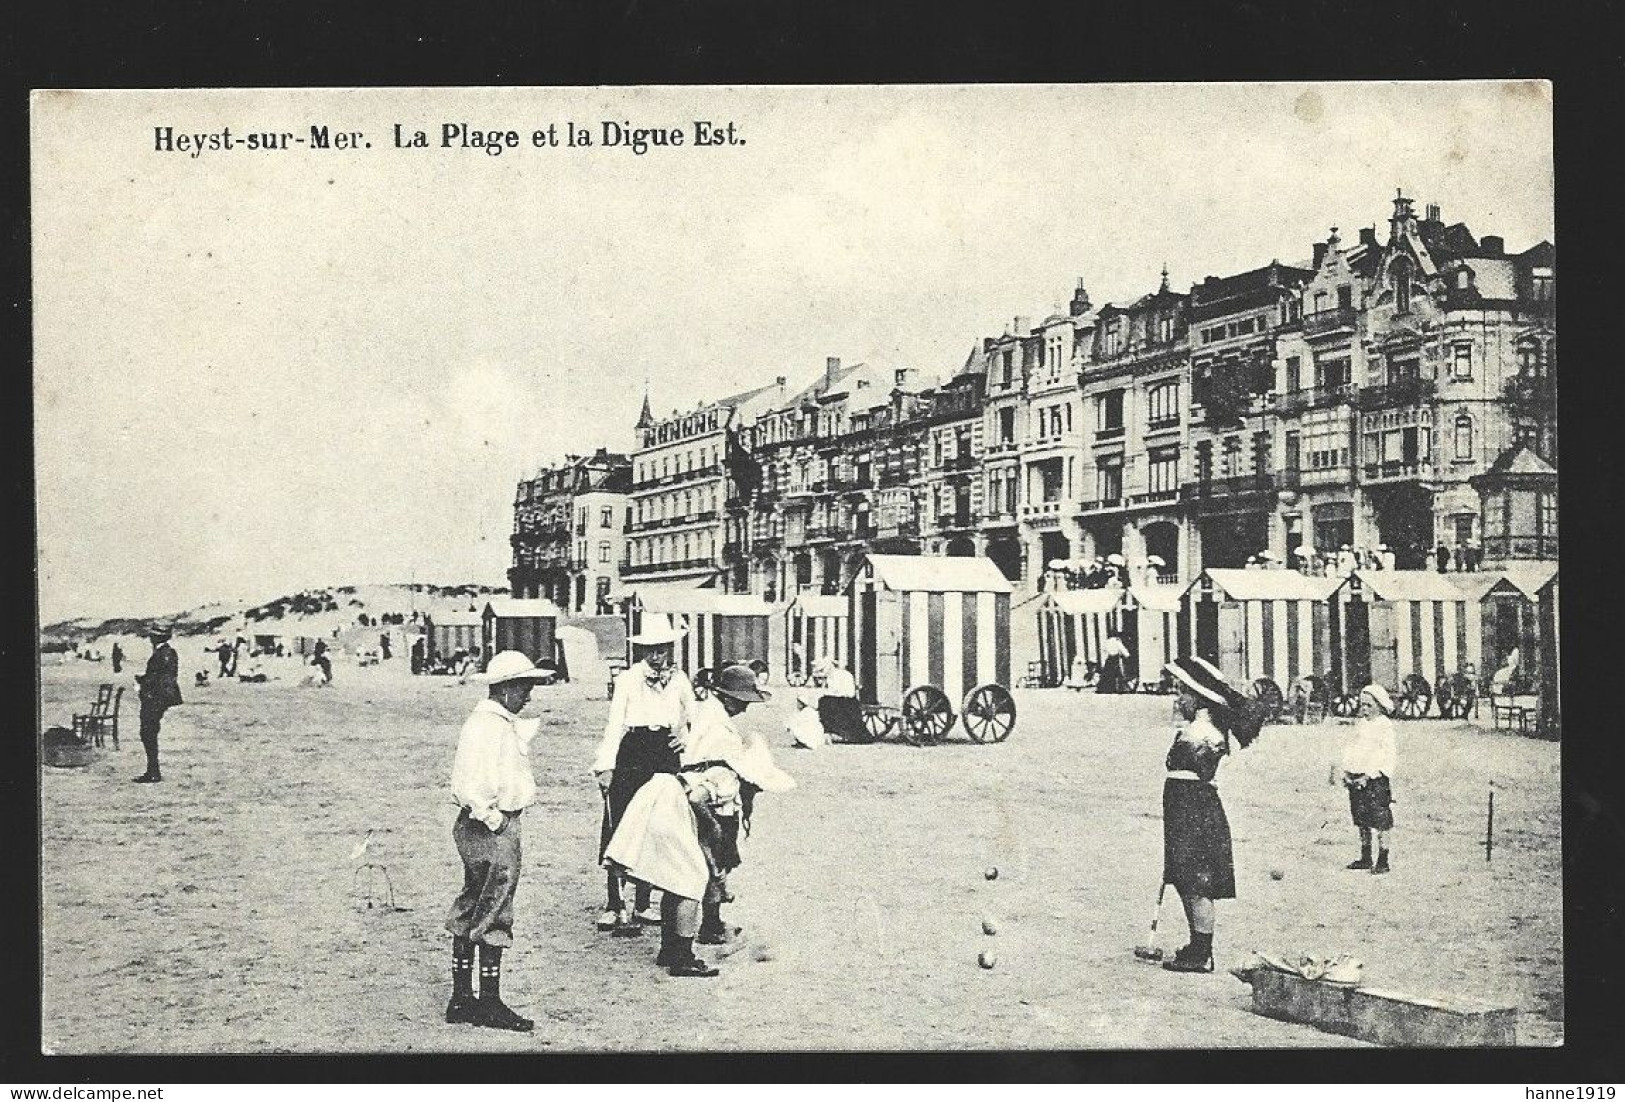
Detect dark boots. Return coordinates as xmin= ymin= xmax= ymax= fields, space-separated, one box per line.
xmin=1372 ymin=849 xmax=1391 ymax=875
xmin=1347 ymin=836 xmax=1373 ymax=870
xmin=445 ymin=943 xmax=533 ymax=1031
xmin=445 ymin=938 xmax=479 ymax=1023
xmin=696 ymin=899 xmax=740 ymax=945
xmin=1162 ymin=931 xmax=1215 ymax=973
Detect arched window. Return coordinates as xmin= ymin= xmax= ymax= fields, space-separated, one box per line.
xmin=1454 ymin=414 xmax=1474 ymax=461
xmin=1393 ymin=256 xmax=1412 ymax=313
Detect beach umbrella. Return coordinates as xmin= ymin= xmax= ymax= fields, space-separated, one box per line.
xmin=1146 ymin=554 xmax=1167 ymax=567
xmin=1106 ymin=553 xmax=1126 ymax=566
xmin=1293 ymin=546 xmax=1314 ymax=558
xmin=1048 ymin=558 xmax=1068 ymax=571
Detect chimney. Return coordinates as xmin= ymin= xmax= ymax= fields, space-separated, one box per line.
xmin=1014 ymin=316 xmax=1031 ymax=335
xmin=1312 ymin=241 xmax=1328 ymax=269
xmin=775 ymin=374 xmax=786 ymax=386
xmin=1070 ymin=278 xmax=1091 ymax=316
xmin=895 ymin=368 xmax=913 ymax=390
xmin=1425 ymin=203 xmax=1441 ymax=223
xmin=1359 ymin=227 xmax=1378 ymax=248
xmin=825 ymin=356 xmax=841 ymax=388
xmin=1481 ymin=235 xmax=1504 ymax=256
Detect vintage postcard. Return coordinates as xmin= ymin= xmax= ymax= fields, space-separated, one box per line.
xmin=33 ymin=83 xmax=1558 ymax=1053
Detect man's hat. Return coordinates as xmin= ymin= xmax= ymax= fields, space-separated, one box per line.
xmin=472 ymin=650 xmax=556 ymax=685
xmin=146 ymin=624 xmax=173 ymax=641
xmin=710 ymin=663 xmax=771 ymax=704
xmin=629 ymin=613 xmax=686 ymax=647
xmin=1163 ymin=656 xmax=1234 ymax=707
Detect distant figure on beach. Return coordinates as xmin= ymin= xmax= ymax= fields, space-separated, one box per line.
xmin=312 ymin=640 xmax=333 ymax=684
xmin=411 ymin=636 xmax=426 ymax=675
xmin=1435 ymin=542 xmax=1451 ymax=574
xmin=379 ymin=633 xmax=393 ymax=661
xmin=133 ymin=625 xmax=182 ymax=783
xmin=111 ymin=642 xmax=124 ymax=674
xmin=216 ymin=640 xmax=234 ymax=679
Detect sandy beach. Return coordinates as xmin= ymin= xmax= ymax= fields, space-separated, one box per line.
xmin=38 ymin=655 xmax=1562 ymax=1052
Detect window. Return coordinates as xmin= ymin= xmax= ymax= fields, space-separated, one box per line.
xmin=1538 ymin=491 xmax=1557 ymax=537
xmin=1252 ymin=431 xmax=1271 ymax=474
xmin=1097 ymin=461 xmax=1123 ymax=503
xmin=1457 ymin=269 xmax=1471 ymax=290
xmin=1515 ymin=423 xmax=1540 ymax=451
xmin=1001 ymin=349 xmax=1014 ymax=387
xmin=1104 ymin=320 xmax=1124 ymax=357
xmin=1064 ymin=403 xmax=1073 ymax=433
xmin=1147 ymin=381 xmax=1180 ymax=428
xmin=1454 ymin=415 xmax=1474 ymax=461
xmin=598 ymin=541 xmax=611 ymax=563
xmin=1453 ymin=344 xmax=1473 ymax=380
xmin=1393 ymin=258 xmax=1412 ymax=313
xmin=1157 ymin=316 xmax=1174 ymax=343
xmin=998 ymin=406 xmax=1016 ymax=444
xmin=1531 ymin=268 xmax=1554 ymax=302
xmin=1337 ymin=285 xmax=1353 ymax=310
xmin=1286 ymin=356 xmax=1302 ymax=392
xmin=1314 ymin=291 xmax=1328 ymax=314
xmin=600 ymin=506 xmax=613 ymax=527
xmin=1148 ymin=447 xmax=1180 ymax=495
xmin=1194 ymin=441 xmax=1213 ymax=483
xmin=1096 ymin=390 xmax=1125 ymax=435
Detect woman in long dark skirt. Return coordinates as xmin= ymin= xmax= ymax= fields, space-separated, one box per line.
xmin=1158 ymin=656 xmax=1264 ymax=973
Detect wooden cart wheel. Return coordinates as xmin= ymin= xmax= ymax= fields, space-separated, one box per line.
xmin=786 ymin=668 xmax=809 ymax=688
xmin=962 ymin=684 xmax=1017 ymax=743
xmin=1330 ymin=688 xmax=1360 ymax=718
xmin=1395 ymin=674 xmax=1432 ymax=719
xmin=1436 ymin=673 xmax=1476 ymax=720
xmin=901 ymin=685 xmax=954 ymax=746
xmin=1250 ymin=678 xmax=1285 ymax=723
xmin=857 ymin=706 xmax=893 ymax=743
xmin=692 ymin=667 xmax=716 ymax=701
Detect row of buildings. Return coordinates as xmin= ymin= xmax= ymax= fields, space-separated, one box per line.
xmin=510 ymin=193 xmax=1557 ymax=613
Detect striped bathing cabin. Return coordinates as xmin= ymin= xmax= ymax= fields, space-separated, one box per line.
xmin=785 ymin=593 xmax=848 ymax=680
xmin=624 ymin=590 xmax=773 ymax=676
xmin=1036 ymin=588 xmax=1126 ymax=687
xmin=1334 ymin=571 xmax=1502 ymax=692
xmin=481 ymin=598 xmax=561 ymax=671
xmin=1183 ymin=569 xmax=1345 ymax=691
xmin=425 ymin=611 xmax=483 ymax=665
xmin=1482 ymin=563 xmax=1559 ymax=726
xmin=848 ymin=554 xmax=1013 ymax=711
xmin=1129 ymin=583 xmax=1183 ymax=681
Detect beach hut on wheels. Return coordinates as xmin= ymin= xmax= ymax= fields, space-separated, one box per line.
xmin=424 ymin=610 xmax=483 ymax=668
xmin=847 ymin=554 xmax=1015 ymax=744
xmin=481 ymin=598 xmax=564 ymax=676
xmin=1333 ymin=571 xmax=1502 ymax=718
xmin=1128 ymin=582 xmax=1183 ymax=685
xmin=1483 ymin=562 xmax=1559 ymax=733
xmin=1035 ymin=588 xmax=1126 ymax=688
xmin=623 ymin=589 xmax=773 ymax=681
xmin=785 ymin=593 xmax=848 ymax=685
xmin=1182 ymin=569 xmax=1346 ymax=712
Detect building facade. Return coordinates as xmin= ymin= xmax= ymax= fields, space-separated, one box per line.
xmin=509 ymin=448 xmax=630 ymax=612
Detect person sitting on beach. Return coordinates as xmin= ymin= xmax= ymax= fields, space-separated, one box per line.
xmin=1064 ymin=655 xmax=1098 ymax=691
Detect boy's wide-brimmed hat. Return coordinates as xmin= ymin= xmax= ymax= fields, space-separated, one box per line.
xmin=472 ymin=650 xmax=556 ymax=685
xmin=710 ymin=663 xmax=771 ymax=704
xmin=1163 ymin=656 xmax=1234 ymax=707
xmin=1359 ymin=683 xmax=1395 ymax=715
xmin=629 ymin=613 xmax=686 ymax=647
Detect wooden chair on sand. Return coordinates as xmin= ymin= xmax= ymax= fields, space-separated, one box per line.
xmin=73 ymin=684 xmax=124 ymax=749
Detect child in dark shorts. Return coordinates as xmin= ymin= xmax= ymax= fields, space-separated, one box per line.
xmin=1334 ymin=683 xmax=1398 ymax=874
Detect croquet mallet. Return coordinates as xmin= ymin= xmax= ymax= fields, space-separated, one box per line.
xmin=1133 ymin=882 xmax=1169 ymax=962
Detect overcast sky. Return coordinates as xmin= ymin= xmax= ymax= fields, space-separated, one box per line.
xmin=32 ymin=83 xmax=1553 ymax=624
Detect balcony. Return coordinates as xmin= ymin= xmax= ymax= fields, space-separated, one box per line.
xmin=1094 ymin=424 xmax=1125 ymax=442
xmin=1277 ymin=383 xmax=1354 ymax=414
xmin=936 ymin=512 xmax=974 ymax=530
xmin=621 ymin=556 xmax=718 ymax=578
xmin=877 ymin=470 xmax=913 ymax=488
xmin=1360 ymin=460 xmax=1435 ymax=484
xmin=1482 ymin=534 xmax=1559 ymax=560
xmin=1146 ymin=414 xmax=1181 ymax=433
xmin=1281 ymin=466 xmax=1354 ymax=488
xmin=1126 ymin=488 xmax=1180 ymax=507
xmin=941 ymin=453 xmax=978 ymax=472
xmin=832 ymin=473 xmax=876 ymax=492
xmin=1357 ymin=377 xmax=1437 ymax=411
xmin=984 ymin=439 xmax=1020 ymax=457
xmin=877 ymin=518 xmax=921 ymax=538
xmin=1504 ymin=374 xmax=1555 ymax=410
xmin=806 ymin=525 xmax=847 ymax=542
xmin=1021 ymin=500 xmax=1066 ymax=525
xmin=1303 ymin=305 xmax=1358 ymax=336
xmin=1077 ymin=496 xmax=1123 ymax=515
xmin=1181 ymin=473 xmax=1277 ymax=502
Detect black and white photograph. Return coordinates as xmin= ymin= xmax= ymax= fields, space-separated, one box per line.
xmin=31 ymin=82 xmax=1562 ymax=1054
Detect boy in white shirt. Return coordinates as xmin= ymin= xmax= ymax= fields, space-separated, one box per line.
xmin=445 ymin=651 xmax=555 ymax=1032
xmin=1334 ymin=683 xmax=1399 ymax=874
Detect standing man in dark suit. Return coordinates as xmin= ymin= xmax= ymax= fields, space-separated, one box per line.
xmin=134 ymin=625 xmax=182 ymax=783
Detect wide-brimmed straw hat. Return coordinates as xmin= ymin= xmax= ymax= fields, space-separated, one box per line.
xmin=472 ymin=650 xmax=555 ymax=685
xmin=1359 ymin=683 xmax=1395 ymax=715
xmin=146 ymin=624 xmax=173 ymax=641
xmin=710 ymin=663 xmax=771 ymax=704
xmin=629 ymin=613 xmax=686 ymax=647
xmin=1163 ymin=656 xmax=1234 ymax=707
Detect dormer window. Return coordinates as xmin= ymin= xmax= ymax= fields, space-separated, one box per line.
xmin=1457 ymin=268 xmax=1471 ymax=290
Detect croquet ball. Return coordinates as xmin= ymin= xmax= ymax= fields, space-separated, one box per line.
xmin=981 ymin=916 xmax=999 ymax=936
xmin=978 ymin=950 xmax=997 ymax=969
xmin=1270 ymin=868 xmax=1286 ymax=881
xmin=984 ymin=866 xmax=999 ymax=881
